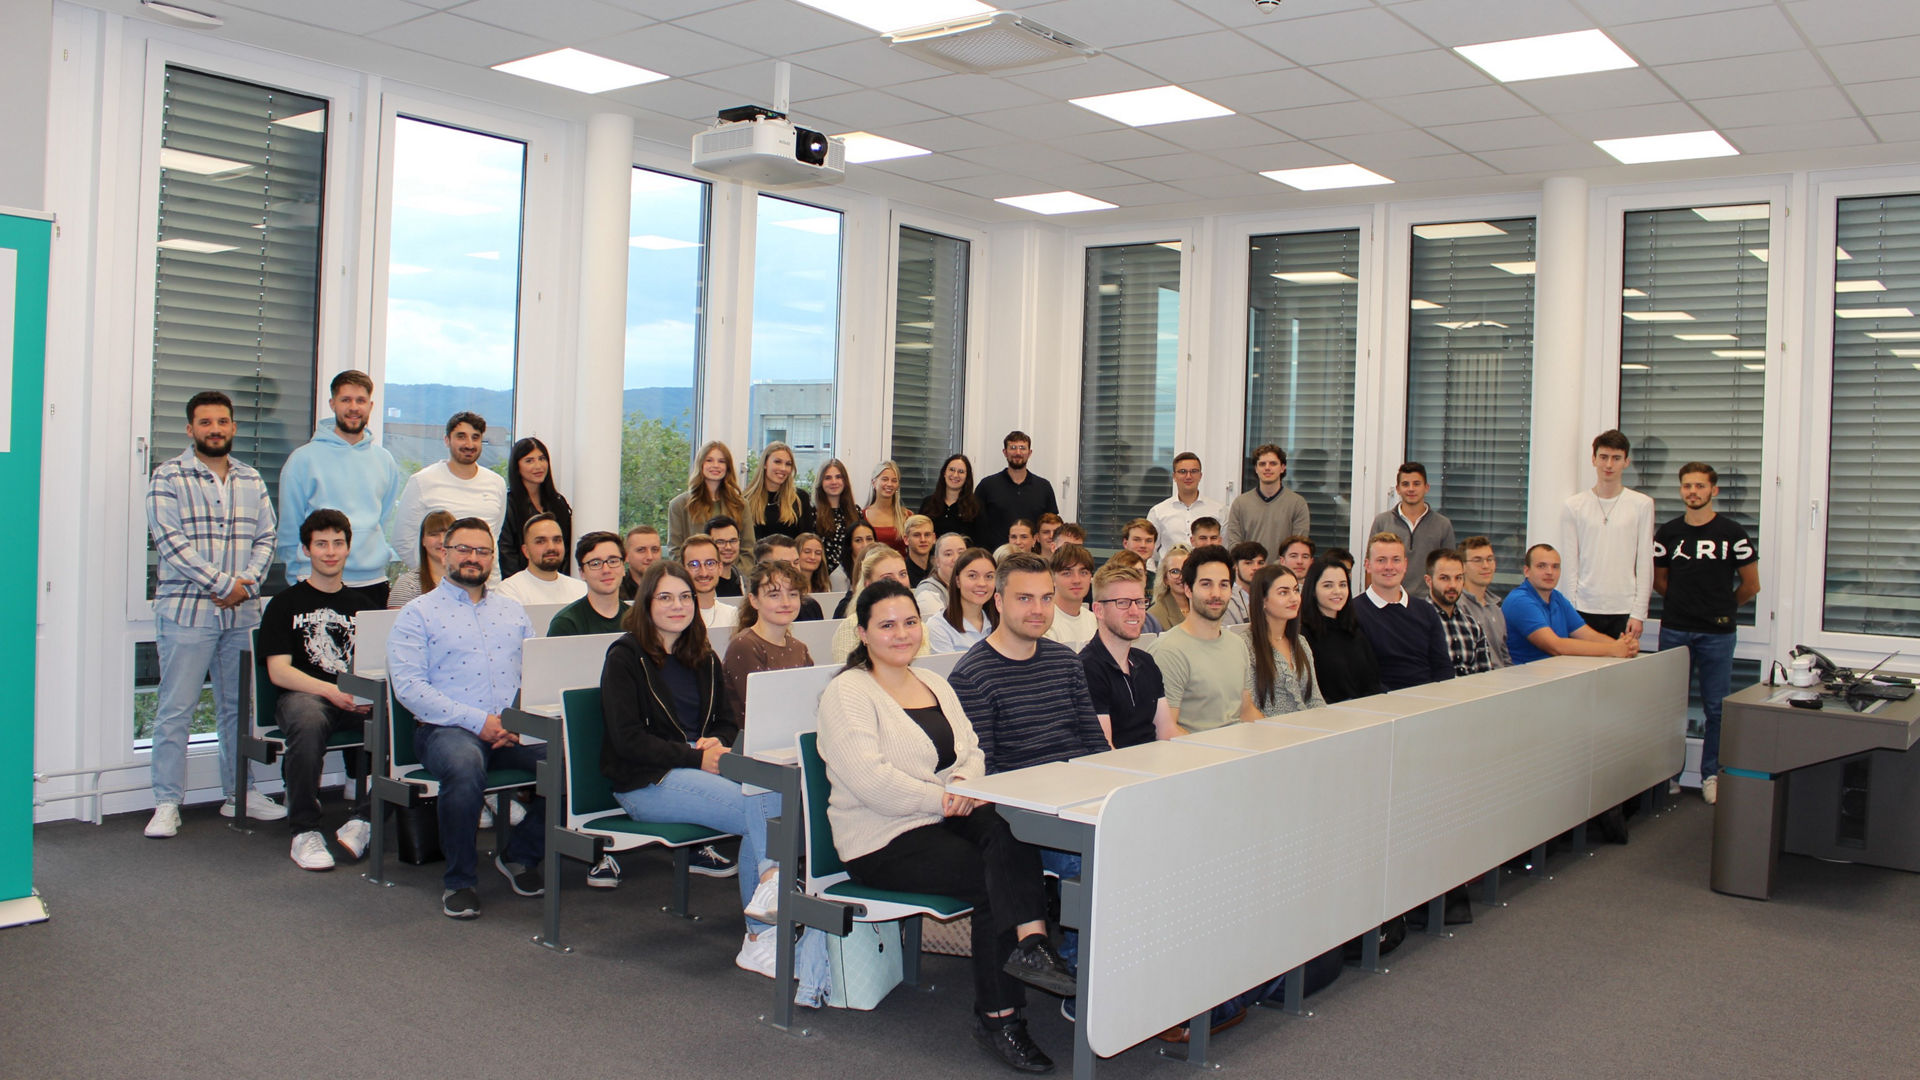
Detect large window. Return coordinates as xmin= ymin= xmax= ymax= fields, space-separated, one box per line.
xmin=751 ymin=195 xmax=842 ymax=484
xmin=1618 ymin=204 xmax=1768 ymax=627
xmin=1078 ymin=241 xmax=1180 ymax=555
xmin=890 ymin=226 xmax=970 ymax=504
xmin=621 ymin=168 xmax=708 ymax=531
xmin=380 ymin=116 xmax=526 ymax=476
xmin=1825 ymin=193 xmax=1920 ymax=638
xmin=1405 ymin=218 xmax=1536 ymax=585
xmin=1246 ymin=229 xmax=1359 ymax=550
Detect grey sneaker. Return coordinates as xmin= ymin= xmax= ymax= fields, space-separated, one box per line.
xmin=442 ymin=887 xmax=480 ymax=919
xmin=494 ymin=854 xmax=544 ymax=897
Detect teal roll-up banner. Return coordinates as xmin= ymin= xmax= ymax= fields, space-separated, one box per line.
xmin=0 ymin=208 xmax=49 ymax=917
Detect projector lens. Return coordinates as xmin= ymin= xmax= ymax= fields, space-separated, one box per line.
xmin=794 ymin=127 xmax=828 ymax=166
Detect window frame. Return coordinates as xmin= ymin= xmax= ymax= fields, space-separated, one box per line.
xmin=881 ymin=209 xmax=988 ymax=498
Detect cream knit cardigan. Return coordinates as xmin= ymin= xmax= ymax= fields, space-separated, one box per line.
xmin=816 ymin=666 xmax=985 ymax=862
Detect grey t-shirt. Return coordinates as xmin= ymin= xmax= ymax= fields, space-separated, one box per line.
xmin=1148 ymin=624 xmax=1250 ymax=732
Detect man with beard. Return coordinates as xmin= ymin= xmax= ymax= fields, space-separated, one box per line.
xmin=1148 ymin=544 xmax=1252 ymax=734
xmin=680 ymin=533 xmax=738 ymax=629
xmin=494 ymin=514 xmax=587 ymax=607
xmin=387 ymin=518 xmax=545 ymax=919
xmin=275 ymin=370 xmax=404 ymax=606
xmin=1082 ymin=563 xmax=1173 ymax=750
xmin=144 ymin=390 xmax=285 ymax=838
xmin=974 ymin=431 xmax=1060 ymax=554
xmin=1423 ymin=549 xmax=1493 ymax=678
xmin=395 ymin=412 xmax=507 ymax=581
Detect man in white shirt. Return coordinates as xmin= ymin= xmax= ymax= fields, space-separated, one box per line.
xmin=1147 ymin=452 xmax=1226 ymax=570
xmin=495 ymin=514 xmax=587 ymax=608
xmin=681 ymin=533 xmax=738 ymax=629
xmin=1042 ymin=543 xmax=1097 ymax=649
xmin=394 ymin=412 xmax=507 ymax=575
xmin=1559 ymin=430 xmax=1656 ymax=640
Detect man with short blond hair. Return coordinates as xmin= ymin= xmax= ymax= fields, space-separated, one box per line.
xmin=1084 ymin=564 xmax=1172 ymax=749
xmin=1351 ymin=532 xmax=1452 ymax=690
xmin=619 ymin=524 xmax=662 ymax=602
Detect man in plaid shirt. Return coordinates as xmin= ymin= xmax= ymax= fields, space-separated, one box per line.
xmin=1424 ymin=548 xmax=1493 ymax=678
xmin=144 ymin=390 xmax=284 ymax=838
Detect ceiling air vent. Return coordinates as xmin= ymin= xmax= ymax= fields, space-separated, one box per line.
xmin=887 ymin=13 xmax=1096 ymax=75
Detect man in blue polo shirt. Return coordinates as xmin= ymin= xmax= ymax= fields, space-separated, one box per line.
xmin=1504 ymin=543 xmax=1640 ymax=664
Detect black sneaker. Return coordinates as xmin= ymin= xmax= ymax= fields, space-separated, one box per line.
xmin=973 ymin=1014 xmax=1054 ymax=1074
xmin=689 ymin=843 xmax=737 ymax=878
xmin=494 ymin=854 xmax=545 ymax=897
xmin=1003 ymin=934 xmax=1077 ymax=998
xmin=586 ymin=854 xmax=622 ymax=889
xmin=442 ymin=887 xmax=480 ymax=919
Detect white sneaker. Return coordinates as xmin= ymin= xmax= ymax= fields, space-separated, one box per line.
xmin=745 ymin=875 xmax=782 ymax=923
xmin=735 ymin=930 xmax=777 ymax=978
xmin=221 ymin=791 xmax=288 ymax=821
xmin=335 ymin=818 xmax=371 ymax=860
xmin=483 ymin=794 xmax=525 ymax=826
xmin=1702 ymin=775 xmax=1718 ymax=805
xmin=291 ymin=830 xmax=335 ymax=871
xmin=1667 ymin=779 xmax=1682 ymax=796
xmin=478 ymin=804 xmax=493 ymax=829
xmin=145 ymin=802 xmax=182 ymax=838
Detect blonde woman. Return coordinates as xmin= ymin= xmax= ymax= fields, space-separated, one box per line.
xmin=1148 ymin=544 xmax=1191 ymax=630
xmin=743 ymin=441 xmax=813 ymax=538
xmin=830 ymin=544 xmax=929 ymax=663
xmin=862 ymin=460 xmax=909 ymax=556
xmin=667 ymin=441 xmax=752 ymax=554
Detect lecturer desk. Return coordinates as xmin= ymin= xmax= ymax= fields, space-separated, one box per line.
xmin=1711 ymin=678 xmax=1920 ymax=899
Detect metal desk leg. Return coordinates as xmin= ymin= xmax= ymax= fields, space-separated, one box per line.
xmin=1254 ymin=965 xmax=1311 ymax=1017
xmin=1528 ymin=842 xmax=1550 ymax=878
xmin=1159 ymin=1009 xmax=1220 ymax=1069
xmin=1482 ymin=868 xmax=1501 ymax=907
xmin=1352 ymin=926 xmax=1389 ymax=975
xmin=1423 ymin=895 xmax=1450 ymax=938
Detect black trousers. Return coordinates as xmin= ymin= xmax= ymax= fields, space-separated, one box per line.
xmin=845 ymin=805 xmax=1049 ymax=1014
xmin=1579 ymin=611 xmax=1629 ymax=638
xmin=276 ymin=691 xmax=369 ymax=833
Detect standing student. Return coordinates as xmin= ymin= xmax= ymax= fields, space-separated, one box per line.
xmin=1084 ymin=563 xmax=1174 ymax=749
xmin=1042 ymin=543 xmax=1098 ymax=650
xmin=549 ymin=531 xmax=630 ymax=637
xmin=618 ymin=524 xmax=663 ymax=603
xmin=1654 ymin=462 xmax=1759 ymax=805
xmin=259 ymin=509 xmax=376 ymax=869
xmin=974 ymin=431 xmax=1060 ymax=554
xmin=1351 ymin=533 xmax=1453 ymax=690
xmin=494 ymin=514 xmax=588 ymax=608
xmin=1456 ymin=536 xmax=1512 ymax=669
xmin=862 ymin=460 xmax=909 ymax=555
xmin=668 ymin=441 xmax=752 ymax=555
xmin=832 ymin=521 xmax=879 ymax=619
xmin=145 ymin=390 xmax=284 ymax=838
xmin=389 ymin=509 xmax=455 ymax=610
xmin=1241 ymin=564 xmax=1324 ymax=719
xmin=1149 ymin=544 xmax=1192 ymax=631
xmin=919 ymin=452 xmax=981 ymax=543
xmin=794 ymin=532 xmax=835 ymax=595
xmin=743 ymin=441 xmax=814 ymax=539
xmin=723 ymin=559 xmax=816 ymax=733
xmin=1149 ymin=544 xmax=1252 ymax=734
xmin=917 ymin=532 xmax=968 ymax=620
xmin=1225 ymin=444 xmax=1310 ymax=558
xmin=1298 ymin=557 xmax=1384 ymax=704
xmin=1147 ymin=452 xmax=1226 ymax=569
xmin=1220 ymin=541 xmax=1267 ymax=628
xmin=394 ymin=412 xmax=508 ymax=577
xmin=831 ymin=545 xmax=926 ymax=663
xmin=680 ymin=534 xmax=739 ymax=631
xmin=501 ymin=436 xmax=575 ymax=579
xmin=1560 ymin=430 xmax=1656 ymax=640
xmin=1368 ymin=463 xmax=1456 ymax=600
xmin=276 ymin=370 xmax=404 ymax=606
xmin=811 ymin=458 xmax=859 ymax=578
xmin=1504 ymin=544 xmax=1640 ymax=664
xmin=902 ymin=514 xmax=937 ymax=587
xmin=930 ymin=547 xmax=998 ymax=655
xmin=1425 ymin=549 xmax=1493 ymax=679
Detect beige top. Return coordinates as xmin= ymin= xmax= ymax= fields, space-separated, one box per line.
xmin=816 ymin=668 xmax=984 ymax=861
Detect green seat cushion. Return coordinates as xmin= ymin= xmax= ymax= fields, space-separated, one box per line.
xmin=260 ymin=727 xmax=364 ymax=749
xmin=823 ymin=881 xmax=971 ymax=919
xmin=400 ymin=767 xmax=536 ymax=790
xmin=585 ymin=818 xmax=730 ymax=846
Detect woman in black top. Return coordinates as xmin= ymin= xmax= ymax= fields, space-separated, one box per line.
xmin=811 ymin=457 xmax=858 ymax=577
xmin=1297 ymin=557 xmax=1384 ymax=704
xmin=918 ymin=453 xmax=980 ymax=545
xmin=501 ymin=436 xmax=573 ymax=577
xmin=743 ymin=440 xmax=814 ymax=538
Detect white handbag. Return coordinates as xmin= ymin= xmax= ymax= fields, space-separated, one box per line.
xmin=825 ymin=920 xmax=903 ymax=1010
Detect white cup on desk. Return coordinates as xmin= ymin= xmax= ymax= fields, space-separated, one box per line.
xmin=1787 ymin=655 xmax=1818 ymax=687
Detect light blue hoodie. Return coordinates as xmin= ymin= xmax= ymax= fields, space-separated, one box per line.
xmin=276 ymin=424 xmax=406 ymax=586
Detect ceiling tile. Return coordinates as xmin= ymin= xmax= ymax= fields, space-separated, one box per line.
xmin=1148 ymin=114 xmax=1294 ymax=152
xmin=228 ymin=0 xmax=436 ymax=35
xmin=592 ymin=21 xmax=767 ymax=76
xmin=1186 ymin=68 xmax=1356 ymax=115
xmin=1076 ymin=181 xmax=1197 ymax=207
xmin=1365 ymin=154 xmax=1500 ymax=183
xmin=1003 ymin=55 xmax=1168 ymax=99
xmin=1188 ymin=0 xmax=1374 ymax=29
xmin=1111 ymin=152 xmax=1246 ymax=182
xmin=1653 ymin=51 xmax=1835 ymax=100
xmin=1213 ymin=142 xmax=1346 ymax=171
xmin=1312 ymin=128 xmax=1458 ymax=163
xmin=787 ymin=37 xmax=951 ymax=88
xmin=1374 ymin=85 xmax=1538 ymax=128
xmin=1427 ymin=115 xmax=1573 ymax=152
xmin=1820 ymin=37 xmax=1920 ymax=84
xmin=1389 ymin=0 xmax=1593 ymax=47
xmin=608 ymin=78 xmax=735 ymax=122
xmin=693 ymin=61 xmax=857 ymax=105
xmin=1476 ymin=143 xmax=1615 ymax=173
xmin=1610 ymin=6 xmax=1806 ymax=66
xmin=1696 ymin=87 xmax=1861 ymax=130
xmin=368 ymin=12 xmax=556 ymax=66
xmin=968 ymin=102 xmax=1123 ymax=141
xmin=1848 ymin=78 xmax=1920 ymax=118
xmin=1866 ymin=113 xmax=1920 ymax=142
xmin=674 ymin=0 xmax=869 ymax=55
xmin=1051 ymin=128 xmax=1185 ymax=162
xmin=1726 ymin=117 xmax=1878 ymax=154
xmin=880 ymin=116 xmax=1008 ymax=152
xmin=890 ymin=73 xmax=1053 ymax=114
xmin=1786 ymin=0 xmax=1920 ymax=46
xmin=801 ymin=89 xmax=944 ymax=132
xmin=1507 ymin=68 xmax=1677 ymax=113
xmin=951 ymin=141 xmax=1095 ymax=174
xmin=1601 ymin=0 xmax=1772 ymax=21
xmin=1109 ymin=31 xmax=1293 ymax=85
xmin=1241 ymin=7 xmax=1437 ymax=66
xmin=937 ymin=173 xmax=1053 ymax=199
xmin=602 ymin=0 xmax=736 ymax=16
xmin=1557 ymin=102 xmax=1711 ymax=141
xmin=1256 ymin=101 xmax=1405 ymax=141
xmin=1316 ymin=49 xmax=1491 ymax=98
xmin=1172 ymin=172 xmax=1296 ymax=200
xmin=1049 ymin=161 xmax=1168 ymax=189
xmin=456 ymin=0 xmax=648 ymax=42
xmin=862 ymin=153 xmax=997 ymax=182
xmin=1016 ymin=0 xmax=1232 ymax=48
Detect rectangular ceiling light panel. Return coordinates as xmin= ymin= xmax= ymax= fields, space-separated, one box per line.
xmin=1595 ymin=130 xmax=1738 ymax=164
xmin=1070 ymin=85 xmax=1234 ymax=127
xmin=1455 ymin=29 xmax=1636 ymax=83
xmin=1261 ymin=163 xmax=1394 ymax=190
xmin=492 ymin=49 xmax=667 ymax=94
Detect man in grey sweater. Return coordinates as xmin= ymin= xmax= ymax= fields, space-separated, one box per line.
xmin=1226 ymin=443 xmax=1310 ymax=557
xmin=1368 ymin=462 xmax=1456 ymax=599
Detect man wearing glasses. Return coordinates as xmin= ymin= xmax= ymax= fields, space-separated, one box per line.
xmin=679 ymin=533 xmax=739 ymax=629
xmin=706 ymin=515 xmax=749 ymax=598
xmin=547 ymin=531 xmax=630 ymax=636
xmin=386 ymin=518 xmax=545 ymax=920
xmin=1147 ymin=452 xmax=1225 ymax=571
xmin=1082 ymin=563 xmax=1173 ymax=750
xmin=1457 ymin=536 xmax=1513 ymax=669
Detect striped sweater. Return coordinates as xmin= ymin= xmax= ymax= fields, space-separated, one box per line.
xmin=948 ymin=638 xmax=1110 ymax=775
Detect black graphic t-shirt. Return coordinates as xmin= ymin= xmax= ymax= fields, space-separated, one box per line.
xmin=259 ymin=580 xmax=378 ymax=682
xmin=1653 ymin=514 xmax=1757 ymax=633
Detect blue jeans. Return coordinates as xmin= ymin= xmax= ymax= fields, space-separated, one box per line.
xmin=1659 ymin=627 xmax=1736 ymax=780
xmin=1038 ymin=850 xmax=1080 ymax=971
xmin=151 ymin=614 xmax=250 ymax=805
xmin=414 ymin=724 xmax=546 ymax=891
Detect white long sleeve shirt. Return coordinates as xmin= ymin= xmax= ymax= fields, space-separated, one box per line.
xmin=394 ymin=461 xmax=508 ymax=570
xmin=1559 ymin=488 xmax=1656 ymax=620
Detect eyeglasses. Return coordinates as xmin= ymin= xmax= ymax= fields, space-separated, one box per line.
xmin=1165 ymin=568 xmax=1183 ymax=580
xmin=652 ymin=592 xmax=693 ymax=605
xmin=686 ymin=559 xmax=720 ymax=570
xmin=1096 ymin=597 xmax=1146 ymax=610
xmin=714 ymin=539 xmax=739 ymax=550
xmin=581 ymin=557 xmax=623 ymax=571
xmin=447 ymin=544 xmax=493 ymax=557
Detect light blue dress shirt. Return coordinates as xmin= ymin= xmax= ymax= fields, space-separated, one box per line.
xmin=388 ymin=577 xmax=534 ymax=735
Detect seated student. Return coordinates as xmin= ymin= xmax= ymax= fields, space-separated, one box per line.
xmin=832 ymin=521 xmax=878 ymax=619
xmin=1504 ymin=543 xmax=1640 ymax=664
xmin=1350 ymin=533 xmax=1453 ymax=691
xmin=1220 ymin=541 xmax=1267 ymax=628
xmin=1057 ymin=522 xmax=1087 ymax=548
xmin=599 ymin=561 xmax=827 ymax=1000
xmin=1188 ymin=516 xmax=1223 ymax=551
xmin=387 ymin=518 xmax=545 ymax=919
xmin=1424 ymin=548 xmax=1493 ymax=678
xmin=816 ymin=579 xmax=1075 ymax=1073
xmin=794 ymin=531 xmax=835 ymax=596
xmin=1323 ymin=547 xmax=1356 ymax=573
xmin=1149 ymin=544 xmax=1252 ymax=734
xmin=1148 ymin=544 xmax=1191 ymax=631
xmin=724 ymin=557 xmax=816 ymax=733
xmin=753 ymin=535 xmax=823 ymax=621
xmin=1084 ymin=563 xmax=1173 ymax=749
xmin=1298 ymin=557 xmax=1384 ymax=704
xmin=1036 ymin=513 xmax=1064 ymax=555
xmin=1102 ymin=550 xmax=1162 ymax=633
xmin=1240 ymin=564 xmax=1324 ymax=719
xmin=831 ymin=545 xmax=926 ymax=663
xmin=902 ymin=514 xmax=938 ymax=587
xmin=618 ymin=524 xmax=663 ymax=603
xmin=259 ymin=509 xmax=378 ymax=871
xmin=1277 ymin=534 xmax=1316 ymax=583
xmin=929 ymin=547 xmax=998 ymax=655
xmin=995 ymin=518 xmax=1039 ymax=562
xmin=680 ymin=534 xmax=739 ymax=630
xmin=706 ymin=515 xmax=749 ymax=598
xmin=548 ymin=531 xmax=630 ymax=636
xmin=1042 ymin=543 xmax=1098 ymax=650
xmin=1457 ymin=536 xmax=1512 ymax=669
xmin=916 ymin=532 xmax=968 ymax=621
xmin=495 ymin=513 xmax=588 ymax=608
xmin=389 ymin=509 xmax=455 ymax=609
xmin=1119 ymin=517 xmax=1159 ymax=595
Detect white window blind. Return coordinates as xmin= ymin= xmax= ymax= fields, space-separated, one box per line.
xmin=891 ymin=226 xmax=969 ymax=503
xmin=1405 ymin=218 xmax=1535 ymax=587
xmin=1245 ymin=229 xmax=1359 ymax=550
xmin=1825 ymin=193 xmax=1920 ymax=638
xmin=1618 ymin=204 xmax=1768 ymax=628
xmin=1078 ymin=241 xmax=1180 ymax=554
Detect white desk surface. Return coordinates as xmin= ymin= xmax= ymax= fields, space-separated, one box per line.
xmin=1262 ymin=705 xmax=1398 ymax=733
xmin=1388 ymin=677 xmax=1510 ymax=704
xmin=949 ymin=762 xmax=1147 ymax=816
xmin=1331 ymin=692 xmax=1445 ymax=717
xmin=1061 ymin=797 xmax=1108 ymax=825
xmin=1074 ymin=739 xmax=1251 ymax=776
xmin=1176 ymin=723 xmax=1331 ymax=753
xmin=1469 ymin=665 xmax=1560 ymax=688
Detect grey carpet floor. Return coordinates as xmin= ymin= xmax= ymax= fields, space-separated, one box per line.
xmin=5 ymin=797 xmax=1918 ymax=1080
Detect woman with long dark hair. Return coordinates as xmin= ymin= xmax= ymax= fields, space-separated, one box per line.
xmin=1241 ymin=564 xmax=1323 ymax=719
xmin=1296 ymin=557 xmax=1382 ymax=704
xmin=743 ymin=440 xmax=813 ymax=538
xmin=501 ymin=436 xmax=574 ymax=577
xmin=667 ymin=441 xmax=751 ymax=553
xmin=928 ymin=547 xmax=998 ymax=655
xmin=918 ymin=453 xmax=980 ymax=543
xmin=811 ymin=458 xmax=858 ymax=578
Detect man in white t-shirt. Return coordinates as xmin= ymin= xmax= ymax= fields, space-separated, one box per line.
xmin=1559 ymin=430 xmax=1656 ymax=640
xmin=394 ymin=412 xmax=508 ymax=576
xmin=1147 ymin=452 xmax=1225 ymax=570
xmin=1042 ymin=543 xmax=1097 ymax=649
xmin=495 ymin=514 xmax=587 ymax=608
xmin=681 ymin=533 xmax=739 ymax=629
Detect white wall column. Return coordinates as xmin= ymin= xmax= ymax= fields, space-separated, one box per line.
xmin=572 ymin=112 xmax=632 ymax=534
xmin=1531 ymin=176 xmax=1589 ymax=546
